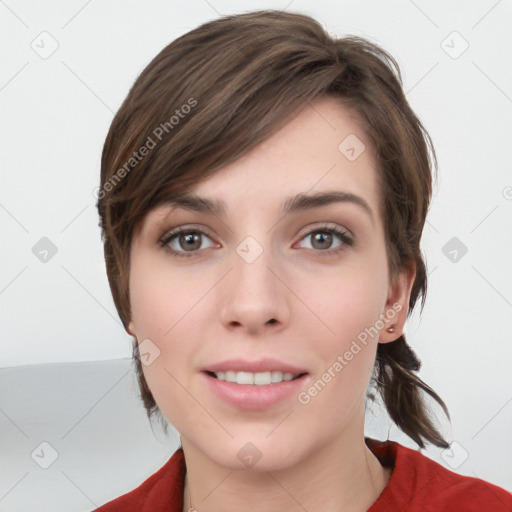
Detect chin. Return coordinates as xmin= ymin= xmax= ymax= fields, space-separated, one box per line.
xmin=221 ymin=444 xmax=302 ymax=472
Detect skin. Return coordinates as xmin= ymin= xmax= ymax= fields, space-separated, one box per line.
xmin=128 ymin=96 xmax=416 ymax=512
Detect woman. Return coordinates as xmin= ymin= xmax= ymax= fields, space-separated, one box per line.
xmin=94 ymin=9 xmax=512 ymax=511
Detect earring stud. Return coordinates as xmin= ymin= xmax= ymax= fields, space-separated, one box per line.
xmin=386 ymin=326 xmax=396 ymax=333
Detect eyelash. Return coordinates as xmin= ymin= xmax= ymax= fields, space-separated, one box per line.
xmin=158 ymin=224 xmax=354 ymax=258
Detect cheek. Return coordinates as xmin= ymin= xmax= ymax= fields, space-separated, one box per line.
xmin=128 ymin=257 xmax=218 ymax=427
xmin=293 ymin=250 xmax=389 ymax=347
xmin=291 ymin=255 xmax=388 ymax=402
xmin=129 ymin=252 xmax=203 ymax=339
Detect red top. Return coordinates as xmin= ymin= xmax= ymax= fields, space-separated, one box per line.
xmin=94 ymin=438 xmax=512 ymax=511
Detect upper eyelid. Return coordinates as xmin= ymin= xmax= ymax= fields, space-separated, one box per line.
xmin=159 ymin=223 xmax=216 ymax=242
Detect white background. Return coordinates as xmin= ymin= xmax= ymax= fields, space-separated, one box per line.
xmin=1 ymin=0 xmax=511 ymax=509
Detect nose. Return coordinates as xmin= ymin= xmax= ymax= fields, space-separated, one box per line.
xmin=218 ymin=243 xmax=290 ymax=336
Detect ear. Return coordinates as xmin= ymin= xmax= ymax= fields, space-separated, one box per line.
xmin=127 ymin=320 xmax=136 ymax=338
xmin=379 ymin=262 xmax=416 ymax=344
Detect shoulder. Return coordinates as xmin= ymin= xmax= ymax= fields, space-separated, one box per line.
xmin=93 ymin=448 xmax=186 ymax=512
xmin=367 ymin=439 xmax=512 ymax=511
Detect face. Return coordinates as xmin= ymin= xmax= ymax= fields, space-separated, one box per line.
xmin=128 ymin=96 xmax=413 ymax=471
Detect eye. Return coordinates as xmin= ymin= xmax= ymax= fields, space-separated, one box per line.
xmin=159 ymin=227 xmax=217 ymax=257
xmin=296 ymin=224 xmax=353 ymax=256
xmin=159 ymin=223 xmax=354 ymax=259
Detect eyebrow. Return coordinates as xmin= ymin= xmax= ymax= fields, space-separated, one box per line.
xmin=164 ymin=191 xmax=374 ymax=224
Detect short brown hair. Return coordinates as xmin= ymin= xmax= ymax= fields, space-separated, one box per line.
xmin=97 ymin=9 xmax=449 ymax=448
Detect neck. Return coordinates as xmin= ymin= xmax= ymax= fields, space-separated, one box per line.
xmin=181 ymin=420 xmax=391 ymax=512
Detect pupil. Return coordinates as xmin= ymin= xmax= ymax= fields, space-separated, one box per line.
xmin=313 ymin=232 xmax=331 ymax=249
xmin=181 ymin=232 xmax=200 ymax=250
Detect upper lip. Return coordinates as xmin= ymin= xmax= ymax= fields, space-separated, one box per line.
xmin=202 ymin=358 xmax=308 ymax=375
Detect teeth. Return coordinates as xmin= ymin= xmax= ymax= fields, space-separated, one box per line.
xmin=213 ymin=370 xmax=299 ymax=385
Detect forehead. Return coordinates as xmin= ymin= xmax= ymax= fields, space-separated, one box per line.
xmin=143 ymin=96 xmax=381 ymax=226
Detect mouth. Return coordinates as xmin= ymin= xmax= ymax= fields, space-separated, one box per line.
xmin=205 ymin=370 xmax=307 ymax=385
xmin=202 ymin=371 xmax=309 ymax=410
xmin=201 ymin=359 xmax=310 ymax=410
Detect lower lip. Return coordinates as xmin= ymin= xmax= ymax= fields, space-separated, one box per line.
xmin=202 ymin=372 xmax=308 ymax=410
